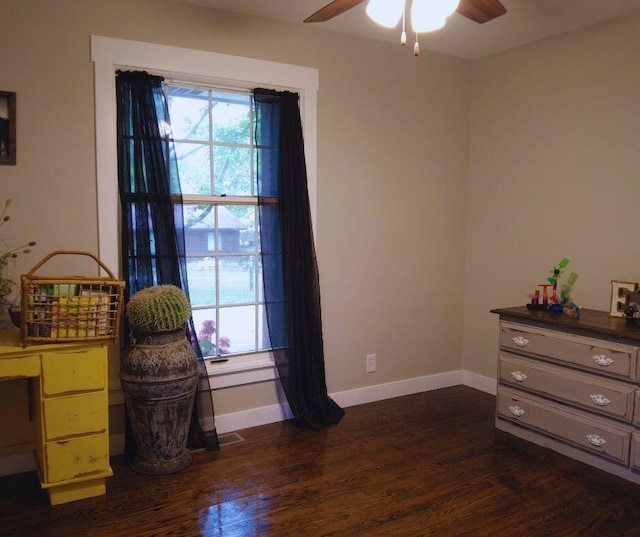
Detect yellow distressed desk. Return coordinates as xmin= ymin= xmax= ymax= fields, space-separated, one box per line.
xmin=0 ymin=329 xmax=112 ymax=505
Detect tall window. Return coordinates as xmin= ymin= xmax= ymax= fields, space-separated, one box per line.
xmin=167 ymin=84 xmax=267 ymax=358
xmin=92 ymin=35 xmax=318 ymax=390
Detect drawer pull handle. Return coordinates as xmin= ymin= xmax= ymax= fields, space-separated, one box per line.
xmin=512 ymin=336 xmax=529 ymax=347
xmin=508 ymin=405 xmax=525 ymax=417
xmin=586 ymin=433 xmax=607 ymax=447
xmin=593 ymin=354 xmax=614 ymax=367
xmin=590 ymin=394 xmax=611 ymax=407
xmin=510 ymin=371 xmax=528 ymax=382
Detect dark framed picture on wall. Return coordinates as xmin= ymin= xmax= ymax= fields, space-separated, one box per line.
xmin=0 ymin=91 xmax=16 ymax=165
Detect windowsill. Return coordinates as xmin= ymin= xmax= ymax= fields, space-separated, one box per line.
xmin=110 ymin=352 xmax=276 ymax=406
xmin=205 ymin=352 xmax=277 ymax=389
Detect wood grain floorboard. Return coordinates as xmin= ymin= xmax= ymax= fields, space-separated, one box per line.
xmin=3 ymin=386 xmax=640 ymax=536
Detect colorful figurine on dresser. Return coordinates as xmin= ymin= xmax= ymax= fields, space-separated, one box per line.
xmin=527 ymin=257 xmax=581 ymax=316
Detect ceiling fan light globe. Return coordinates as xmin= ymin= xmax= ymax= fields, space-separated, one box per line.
xmin=411 ymin=15 xmax=446 ymax=34
xmin=366 ymin=0 xmax=404 ymax=28
xmin=411 ymin=0 xmax=459 ymax=32
xmin=428 ymin=0 xmax=460 ymax=19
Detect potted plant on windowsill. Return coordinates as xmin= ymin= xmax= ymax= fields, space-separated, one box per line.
xmin=120 ymin=284 xmax=199 ymax=475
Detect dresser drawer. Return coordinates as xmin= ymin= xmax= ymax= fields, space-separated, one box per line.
xmin=497 ymin=387 xmax=632 ymax=464
xmin=43 ymin=391 xmax=108 ymax=440
xmin=630 ymin=434 xmax=640 ymax=471
xmin=500 ymin=321 xmax=638 ymax=381
xmin=41 ymin=347 xmax=105 ymax=396
xmin=42 ymin=433 xmax=110 ymax=483
xmin=633 ymin=392 xmax=640 ymax=427
xmin=499 ymin=353 xmax=635 ymax=422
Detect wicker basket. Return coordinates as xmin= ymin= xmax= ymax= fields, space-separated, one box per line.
xmin=20 ymin=250 xmax=125 ymax=344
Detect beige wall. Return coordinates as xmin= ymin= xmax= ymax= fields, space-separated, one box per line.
xmin=0 ymin=0 xmax=470 ymax=420
xmin=5 ymin=0 xmax=638 ymax=428
xmin=463 ymin=13 xmax=640 ymax=378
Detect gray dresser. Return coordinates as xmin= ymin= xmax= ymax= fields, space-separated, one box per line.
xmin=492 ymin=306 xmax=640 ymax=483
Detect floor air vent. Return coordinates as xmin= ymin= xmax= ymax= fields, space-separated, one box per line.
xmin=218 ymin=432 xmax=245 ymax=446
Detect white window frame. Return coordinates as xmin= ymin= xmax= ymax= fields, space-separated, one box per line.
xmin=91 ymin=36 xmax=319 ymax=388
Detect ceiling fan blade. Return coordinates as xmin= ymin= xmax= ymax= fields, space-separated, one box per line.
xmin=456 ymin=0 xmax=507 ymax=24
xmin=304 ymin=0 xmax=367 ymax=23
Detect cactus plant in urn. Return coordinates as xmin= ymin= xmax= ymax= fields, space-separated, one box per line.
xmin=120 ymin=285 xmax=199 ymax=475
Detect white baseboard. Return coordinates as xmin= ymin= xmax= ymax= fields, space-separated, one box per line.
xmin=214 ymin=369 xmax=496 ymax=434
xmin=0 ymin=452 xmax=36 ymax=477
xmin=461 ymin=370 xmax=497 ymax=395
xmin=0 ymin=370 xmax=496 ymax=477
xmin=333 ymin=370 xmax=461 ymax=408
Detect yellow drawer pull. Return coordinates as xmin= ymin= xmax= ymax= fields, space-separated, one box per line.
xmin=593 ymin=354 xmax=614 ymax=367
xmin=589 ymin=394 xmax=611 ymax=407
xmin=586 ymin=433 xmax=607 ymax=447
xmin=510 ymin=371 xmax=528 ymax=382
xmin=508 ymin=405 xmax=525 ymax=417
xmin=512 ymin=336 xmax=529 ymax=347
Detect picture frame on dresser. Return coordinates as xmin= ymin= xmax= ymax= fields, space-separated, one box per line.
xmin=0 ymin=91 xmax=16 ymax=166
xmin=610 ymin=280 xmax=638 ymax=317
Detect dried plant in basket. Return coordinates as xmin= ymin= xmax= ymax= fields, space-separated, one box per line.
xmin=0 ymin=198 xmax=36 ymax=311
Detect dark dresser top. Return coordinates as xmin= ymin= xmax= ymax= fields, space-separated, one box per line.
xmin=491 ymin=306 xmax=640 ymax=343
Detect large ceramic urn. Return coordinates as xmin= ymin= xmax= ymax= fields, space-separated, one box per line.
xmin=120 ymin=285 xmax=198 ymax=475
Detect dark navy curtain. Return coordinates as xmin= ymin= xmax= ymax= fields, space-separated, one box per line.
xmin=254 ymin=88 xmax=344 ymax=430
xmin=116 ymin=70 xmax=219 ymax=453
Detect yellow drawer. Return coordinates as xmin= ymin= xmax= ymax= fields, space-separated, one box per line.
xmin=43 ymin=433 xmax=110 ymax=483
xmin=41 ymin=347 xmax=105 ymax=395
xmin=43 ymin=391 xmax=108 ymax=440
xmin=0 ymin=353 xmax=40 ymax=379
xmin=500 ymin=321 xmax=638 ymax=381
xmin=497 ymin=387 xmax=632 ymax=465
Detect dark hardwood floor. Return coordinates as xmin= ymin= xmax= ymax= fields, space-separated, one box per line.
xmin=3 ymin=386 xmax=640 ymax=536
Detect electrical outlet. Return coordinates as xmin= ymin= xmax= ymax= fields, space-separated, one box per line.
xmin=366 ymin=353 xmax=377 ymax=373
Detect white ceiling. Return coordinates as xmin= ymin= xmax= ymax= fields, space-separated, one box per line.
xmin=173 ymin=0 xmax=640 ymax=59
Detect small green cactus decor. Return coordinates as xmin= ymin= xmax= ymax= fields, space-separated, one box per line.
xmin=126 ymin=284 xmax=191 ymax=332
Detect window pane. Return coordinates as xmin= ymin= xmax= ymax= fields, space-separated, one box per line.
xmin=213 ymin=145 xmax=252 ymax=196
xmin=219 ymin=256 xmax=257 ymax=305
xmin=184 ymin=205 xmax=216 ymax=254
xmin=219 ymin=305 xmax=255 ymax=354
xmin=212 ymin=91 xmax=250 ymax=145
xmin=175 ymin=143 xmax=211 ymax=195
xmin=217 ymin=205 xmax=246 ymax=253
xmin=192 ymin=308 xmax=218 ymax=356
xmin=186 ymin=257 xmax=215 ymax=307
xmin=168 ymin=84 xmax=268 ymax=360
xmin=218 ymin=205 xmax=255 ymax=253
xmin=167 ymin=86 xmax=210 ymax=141
xmin=256 ymin=257 xmax=263 ymax=303
xmin=257 ymin=305 xmax=270 ymax=351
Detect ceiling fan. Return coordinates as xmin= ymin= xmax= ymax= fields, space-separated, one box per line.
xmin=304 ymin=0 xmax=507 ymax=25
